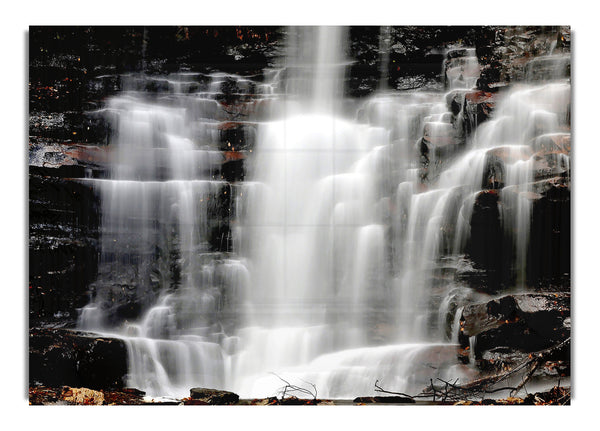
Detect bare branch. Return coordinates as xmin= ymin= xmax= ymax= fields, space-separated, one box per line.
xmin=373 ymin=337 xmax=570 ymax=403
xmin=270 ymin=372 xmax=317 ymax=400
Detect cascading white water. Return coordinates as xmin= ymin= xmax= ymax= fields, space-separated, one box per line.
xmin=445 ymin=47 xmax=481 ymax=90
xmin=78 ymin=84 xmax=250 ymax=398
xmin=78 ymin=27 xmax=571 ymax=400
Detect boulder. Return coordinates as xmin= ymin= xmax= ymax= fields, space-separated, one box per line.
xmin=189 ymin=387 xmax=240 ymax=405
xmin=458 ymin=293 xmax=570 ymax=361
xmin=29 ymin=328 xmax=128 ymax=390
xmin=61 ymin=387 xmax=105 ymax=405
xmin=277 ymin=396 xmax=317 ymax=405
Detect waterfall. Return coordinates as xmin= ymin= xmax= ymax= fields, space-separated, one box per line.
xmin=378 ymin=26 xmax=392 ymax=90
xmin=78 ymin=86 xmax=246 ymax=398
xmin=78 ymin=27 xmax=571 ymax=400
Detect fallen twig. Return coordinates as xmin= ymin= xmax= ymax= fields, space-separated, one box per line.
xmin=270 ymin=373 xmax=317 ymax=400
xmin=374 ymin=380 xmax=416 ymax=399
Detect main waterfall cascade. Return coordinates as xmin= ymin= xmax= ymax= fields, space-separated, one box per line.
xmin=78 ymin=27 xmax=571 ymax=399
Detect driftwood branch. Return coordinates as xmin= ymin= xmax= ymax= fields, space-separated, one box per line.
xmin=374 ymin=380 xmax=418 ymax=399
xmin=374 ymin=337 xmax=570 ymax=402
xmin=455 ymin=337 xmax=570 ymax=395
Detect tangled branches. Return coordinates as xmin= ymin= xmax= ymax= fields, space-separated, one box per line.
xmin=375 ymin=337 xmax=570 ymax=403
xmin=271 ymin=373 xmax=317 ymax=401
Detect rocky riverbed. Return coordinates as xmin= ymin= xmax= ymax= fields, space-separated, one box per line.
xmin=29 ymin=385 xmax=570 ymax=405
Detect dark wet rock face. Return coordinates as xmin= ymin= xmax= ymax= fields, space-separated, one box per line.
xmin=29 ymin=175 xmax=100 ymax=327
xmin=29 ymin=328 xmax=128 ymax=390
xmin=458 ymin=293 xmax=570 ymax=366
xmin=465 ymin=190 xmax=504 ymax=291
xmin=460 ymin=172 xmax=570 ymax=293
xmin=347 ymin=26 xmax=504 ymax=97
xmin=527 ymin=179 xmax=570 ymax=287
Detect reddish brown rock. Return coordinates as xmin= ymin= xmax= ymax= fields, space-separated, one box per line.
xmin=532 ymin=133 xmax=571 ymax=154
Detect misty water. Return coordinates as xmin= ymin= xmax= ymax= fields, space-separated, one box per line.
xmin=78 ymin=27 xmax=571 ymax=399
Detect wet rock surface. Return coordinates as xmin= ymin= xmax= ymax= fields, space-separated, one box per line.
xmin=189 ymin=387 xmax=240 ymax=405
xmin=29 ymin=328 xmax=128 ymax=390
xmin=527 ymin=178 xmax=571 ymax=287
xmin=29 ymin=175 xmax=100 ymax=327
xmin=458 ymin=293 xmax=570 ymax=368
xmin=459 ymin=173 xmax=570 ymax=293
xmin=465 ymin=190 xmax=505 ymax=291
